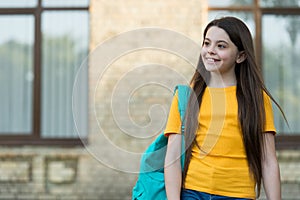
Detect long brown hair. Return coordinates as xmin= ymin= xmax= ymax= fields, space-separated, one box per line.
xmin=182 ymin=16 xmax=284 ymax=197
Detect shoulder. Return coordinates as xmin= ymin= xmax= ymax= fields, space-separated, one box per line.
xmin=262 ymin=90 xmax=272 ymax=105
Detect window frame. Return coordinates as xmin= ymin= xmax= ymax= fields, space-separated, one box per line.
xmin=0 ymin=0 xmax=89 ymax=146
xmin=208 ymin=0 xmax=300 ymax=149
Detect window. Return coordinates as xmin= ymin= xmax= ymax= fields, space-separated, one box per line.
xmin=0 ymin=0 xmax=89 ymax=145
xmin=208 ymin=0 xmax=300 ymax=149
xmin=0 ymin=15 xmax=34 ymax=134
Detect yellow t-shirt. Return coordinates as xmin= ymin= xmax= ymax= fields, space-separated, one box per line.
xmin=164 ymin=86 xmax=276 ymax=199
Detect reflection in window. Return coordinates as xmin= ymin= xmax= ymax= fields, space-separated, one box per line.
xmin=260 ymin=0 xmax=300 ymax=7
xmin=42 ymin=0 xmax=89 ymax=7
xmin=0 ymin=0 xmax=37 ymax=8
xmin=208 ymin=11 xmax=255 ymax=38
xmin=41 ymin=11 xmax=88 ymax=138
xmin=0 ymin=15 xmax=34 ymax=134
xmin=263 ymin=15 xmax=300 ymax=134
xmin=208 ymin=0 xmax=253 ymax=7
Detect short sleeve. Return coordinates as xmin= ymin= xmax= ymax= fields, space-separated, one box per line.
xmin=263 ymin=92 xmax=276 ymax=134
xmin=164 ymin=91 xmax=182 ymax=136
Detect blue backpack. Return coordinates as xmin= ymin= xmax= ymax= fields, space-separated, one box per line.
xmin=132 ymin=85 xmax=191 ymax=200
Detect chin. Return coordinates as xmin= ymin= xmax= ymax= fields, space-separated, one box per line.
xmin=204 ymin=65 xmax=220 ymax=73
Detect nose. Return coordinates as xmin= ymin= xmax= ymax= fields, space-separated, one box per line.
xmin=207 ymin=46 xmax=216 ymax=54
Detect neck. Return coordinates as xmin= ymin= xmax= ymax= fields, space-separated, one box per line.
xmin=208 ymin=71 xmax=237 ymax=88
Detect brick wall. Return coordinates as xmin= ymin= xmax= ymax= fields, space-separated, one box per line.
xmin=0 ymin=1 xmax=299 ymax=200
xmin=88 ymin=0 xmax=205 ymax=198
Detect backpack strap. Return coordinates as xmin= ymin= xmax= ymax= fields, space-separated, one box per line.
xmin=173 ymin=84 xmax=191 ymax=170
xmin=175 ymin=85 xmax=190 ymax=124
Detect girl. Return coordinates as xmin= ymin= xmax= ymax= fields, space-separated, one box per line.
xmin=164 ymin=17 xmax=282 ymax=200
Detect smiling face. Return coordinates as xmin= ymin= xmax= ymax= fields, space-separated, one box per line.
xmin=201 ymin=26 xmax=245 ymax=85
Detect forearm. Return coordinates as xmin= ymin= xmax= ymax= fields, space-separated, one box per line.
xmin=164 ymin=134 xmax=182 ymax=200
xmin=262 ymin=159 xmax=281 ymax=200
xmin=165 ymin=158 xmax=182 ymax=200
xmin=262 ymin=133 xmax=281 ymax=200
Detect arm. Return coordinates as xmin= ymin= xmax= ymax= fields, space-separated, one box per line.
xmin=165 ymin=133 xmax=182 ymax=200
xmin=262 ymin=132 xmax=281 ymax=200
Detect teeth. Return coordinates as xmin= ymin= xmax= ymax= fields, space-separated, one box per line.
xmin=207 ymin=58 xmax=215 ymax=62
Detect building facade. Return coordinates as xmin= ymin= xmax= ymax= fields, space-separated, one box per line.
xmin=0 ymin=0 xmax=299 ymax=199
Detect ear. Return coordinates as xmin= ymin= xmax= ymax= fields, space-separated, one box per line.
xmin=236 ymin=51 xmax=247 ymax=64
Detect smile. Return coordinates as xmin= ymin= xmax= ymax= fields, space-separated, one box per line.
xmin=206 ymin=58 xmax=220 ymax=62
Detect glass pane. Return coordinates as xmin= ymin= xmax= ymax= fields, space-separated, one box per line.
xmin=208 ymin=11 xmax=255 ymax=38
xmin=0 ymin=0 xmax=37 ymax=8
xmin=260 ymin=0 xmax=300 ymax=7
xmin=262 ymin=15 xmax=300 ymax=134
xmin=208 ymin=0 xmax=253 ymax=7
xmin=42 ymin=0 xmax=89 ymax=7
xmin=41 ymin=11 xmax=89 ymax=138
xmin=0 ymin=15 xmax=34 ymax=134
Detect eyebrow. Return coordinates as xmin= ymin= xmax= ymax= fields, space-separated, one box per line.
xmin=204 ymin=38 xmax=229 ymax=45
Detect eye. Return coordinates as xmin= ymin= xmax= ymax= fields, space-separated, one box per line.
xmin=203 ymin=41 xmax=210 ymax=47
xmin=218 ymin=44 xmax=226 ymax=49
